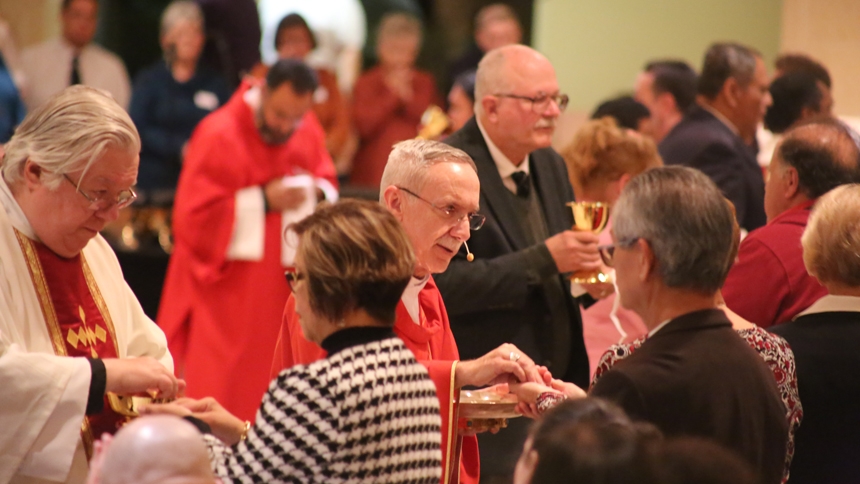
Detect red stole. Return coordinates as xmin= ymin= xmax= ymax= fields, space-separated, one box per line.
xmin=14 ymin=230 xmax=127 ymax=459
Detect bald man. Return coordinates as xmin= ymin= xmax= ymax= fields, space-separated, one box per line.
xmin=89 ymin=416 xmax=215 ymax=484
xmin=440 ymin=44 xmax=601 ymax=481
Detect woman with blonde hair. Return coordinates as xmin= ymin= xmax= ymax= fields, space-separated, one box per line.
xmin=559 ymin=117 xmax=662 ymax=371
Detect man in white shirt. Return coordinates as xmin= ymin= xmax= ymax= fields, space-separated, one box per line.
xmin=20 ymin=0 xmax=130 ymax=111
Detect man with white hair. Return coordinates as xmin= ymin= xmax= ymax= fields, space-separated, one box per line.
xmin=439 ymin=44 xmax=601 ymax=480
xmin=274 ymin=139 xmax=544 ymax=484
xmin=86 ymin=416 xmax=215 ymax=484
xmin=0 ymin=85 xmax=180 ymax=484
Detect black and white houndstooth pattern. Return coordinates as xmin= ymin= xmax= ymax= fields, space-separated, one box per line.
xmin=207 ymin=336 xmax=443 ymax=483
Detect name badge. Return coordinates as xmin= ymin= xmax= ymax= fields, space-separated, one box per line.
xmin=313 ymin=86 xmax=329 ymax=104
xmin=194 ymin=90 xmax=219 ymax=111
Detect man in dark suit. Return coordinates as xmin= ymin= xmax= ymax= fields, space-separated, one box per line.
xmin=588 ymin=166 xmax=788 ymax=484
xmin=659 ymin=43 xmax=771 ymax=232
xmin=439 ymin=44 xmax=602 ymax=481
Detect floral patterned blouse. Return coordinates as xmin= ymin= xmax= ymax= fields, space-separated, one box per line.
xmin=591 ymin=326 xmax=802 ymax=484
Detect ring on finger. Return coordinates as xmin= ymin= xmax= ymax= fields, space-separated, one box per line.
xmin=509 ymin=351 xmax=521 ymax=362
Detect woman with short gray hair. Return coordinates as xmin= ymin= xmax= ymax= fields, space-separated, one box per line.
xmin=129 ymin=0 xmax=230 ymax=203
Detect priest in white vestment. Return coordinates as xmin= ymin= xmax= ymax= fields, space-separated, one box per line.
xmin=0 ymin=85 xmax=181 ymax=484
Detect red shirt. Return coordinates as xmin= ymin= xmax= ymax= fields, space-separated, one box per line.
xmin=723 ymin=200 xmax=826 ymax=327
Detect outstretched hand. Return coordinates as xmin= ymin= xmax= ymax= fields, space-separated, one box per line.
xmin=139 ymin=396 xmax=246 ymax=446
xmin=455 ymin=344 xmax=543 ymax=388
xmin=102 ymin=357 xmax=184 ymax=400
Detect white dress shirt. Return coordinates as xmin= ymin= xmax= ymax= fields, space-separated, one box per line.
xmin=476 ymin=116 xmax=529 ymax=194
xmin=20 ymin=37 xmax=131 ymax=111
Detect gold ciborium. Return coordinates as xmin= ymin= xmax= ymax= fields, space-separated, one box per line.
xmin=567 ymin=201 xmax=610 ymax=284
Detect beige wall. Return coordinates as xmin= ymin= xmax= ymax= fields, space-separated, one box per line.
xmin=781 ymin=0 xmax=860 ymax=116
xmin=0 ymin=0 xmax=61 ymax=48
xmin=531 ymin=0 xmax=783 ymax=148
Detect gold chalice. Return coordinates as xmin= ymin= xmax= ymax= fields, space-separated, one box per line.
xmin=567 ymin=201 xmax=610 ymax=284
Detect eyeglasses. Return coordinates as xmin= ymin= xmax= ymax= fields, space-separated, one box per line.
xmin=285 ymin=271 xmax=304 ymax=291
xmin=396 ymin=186 xmax=486 ymax=231
xmin=598 ymin=238 xmax=640 ymax=267
xmin=494 ymin=92 xmax=570 ymax=113
xmin=63 ymin=174 xmax=137 ymax=211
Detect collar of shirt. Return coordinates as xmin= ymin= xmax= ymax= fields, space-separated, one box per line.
xmin=476 ymin=116 xmax=529 ymax=195
xmin=647 ymin=318 xmax=673 ymax=337
xmin=699 ymin=102 xmax=740 ymax=137
xmin=402 ymin=275 xmax=431 ymax=324
xmin=795 ymin=294 xmax=860 ymax=318
xmin=0 ymin=174 xmax=36 ymax=239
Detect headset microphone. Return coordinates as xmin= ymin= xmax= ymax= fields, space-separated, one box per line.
xmin=464 ymin=241 xmax=474 ymax=262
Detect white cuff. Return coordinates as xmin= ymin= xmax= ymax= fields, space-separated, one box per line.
xmin=226 ymin=187 xmax=266 ymax=262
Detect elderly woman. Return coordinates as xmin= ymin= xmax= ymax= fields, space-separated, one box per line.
xmin=0 ymin=85 xmax=179 ymax=483
xmin=129 ymin=0 xmax=230 ymax=203
xmin=350 ymin=12 xmax=439 ymax=189
xmin=560 ymin=118 xmax=662 ymax=369
xmin=251 ymin=14 xmax=352 ymax=171
xmin=771 ymin=184 xmax=860 ymax=484
xmin=143 ymin=199 xmax=442 ymax=483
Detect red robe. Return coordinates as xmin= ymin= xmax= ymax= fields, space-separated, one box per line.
xmin=272 ymin=277 xmax=480 ymax=484
xmin=350 ymin=66 xmax=439 ymax=188
xmin=158 ymin=82 xmax=338 ymax=421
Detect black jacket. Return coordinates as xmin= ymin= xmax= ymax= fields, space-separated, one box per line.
xmin=659 ymin=105 xmax=766 ymax=232
xmin=591 ymin=309 xmax=789 ymax=484
xmin=439 ymin=117 xmax=589 ymax=386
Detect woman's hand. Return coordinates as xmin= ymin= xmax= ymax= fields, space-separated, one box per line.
xmin=139 ymin=396 xmax=247 ymax=446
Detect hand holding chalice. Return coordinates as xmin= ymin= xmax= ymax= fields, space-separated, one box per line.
xmin=566 ymin=201 xmax=610 ymax=284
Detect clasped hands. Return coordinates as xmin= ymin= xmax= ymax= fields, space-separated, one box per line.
xmin=455 ymin=344 xmax=586 ymax=430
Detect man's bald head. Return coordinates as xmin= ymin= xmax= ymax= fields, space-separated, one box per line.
xmin=100 ymin=416 xmax=215 ymax=484
xmin=475 ymin=45 xmax=552 ymax=115
xmin=474 ymin=45 xmax=562 ymax=163
xmin=765 ymin=119 xmax=860 ymax=221
xmin=780 ymin=120 xmax=860 ymax=198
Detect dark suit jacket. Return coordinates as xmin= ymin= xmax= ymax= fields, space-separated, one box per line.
xmin=659 ymin=105 xmax=766 ymax=232
xmin=772 ymin=308 xmax=860 ymax=484
xmin=591 ymin=309 xmax=788 ymax=484
xmin=439 ymin=117 xmax=589 ymax=387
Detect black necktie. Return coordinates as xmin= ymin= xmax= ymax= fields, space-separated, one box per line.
xmin=70 ymin=56 xmax=81 ymax=85
xmin=511 ymin=171 xmax=530 ymax=198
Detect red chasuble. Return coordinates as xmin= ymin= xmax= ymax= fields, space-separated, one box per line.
xmin=272 ymin=277 xmax=480 ymax=484
xmin=14 ymin=230 xmax=127 ymax=458
xmin=158 ymin=81 xmax=338 ymax=421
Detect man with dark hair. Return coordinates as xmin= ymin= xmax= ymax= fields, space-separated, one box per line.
xmin=659 ymin=43 xmax=771 ymax=232
xmin=634 ymin=60 xmax=697 ymax=142
xmin=775 ymin=53 xmax=832 ymax=90
xmin=158 ymin=59 xmax=338 ymax=421
xmin=21 ymin=0 xmax=131 ymax=110
xmin=764 ymin=72 xmax=827 ymax=134
xmin=774 ymin=54 xmax=834 ymax=115
xmin=723 ymin=120 xmax=860 ymax=327
xmin=591 ymin=95 xmax=652 ymax=135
